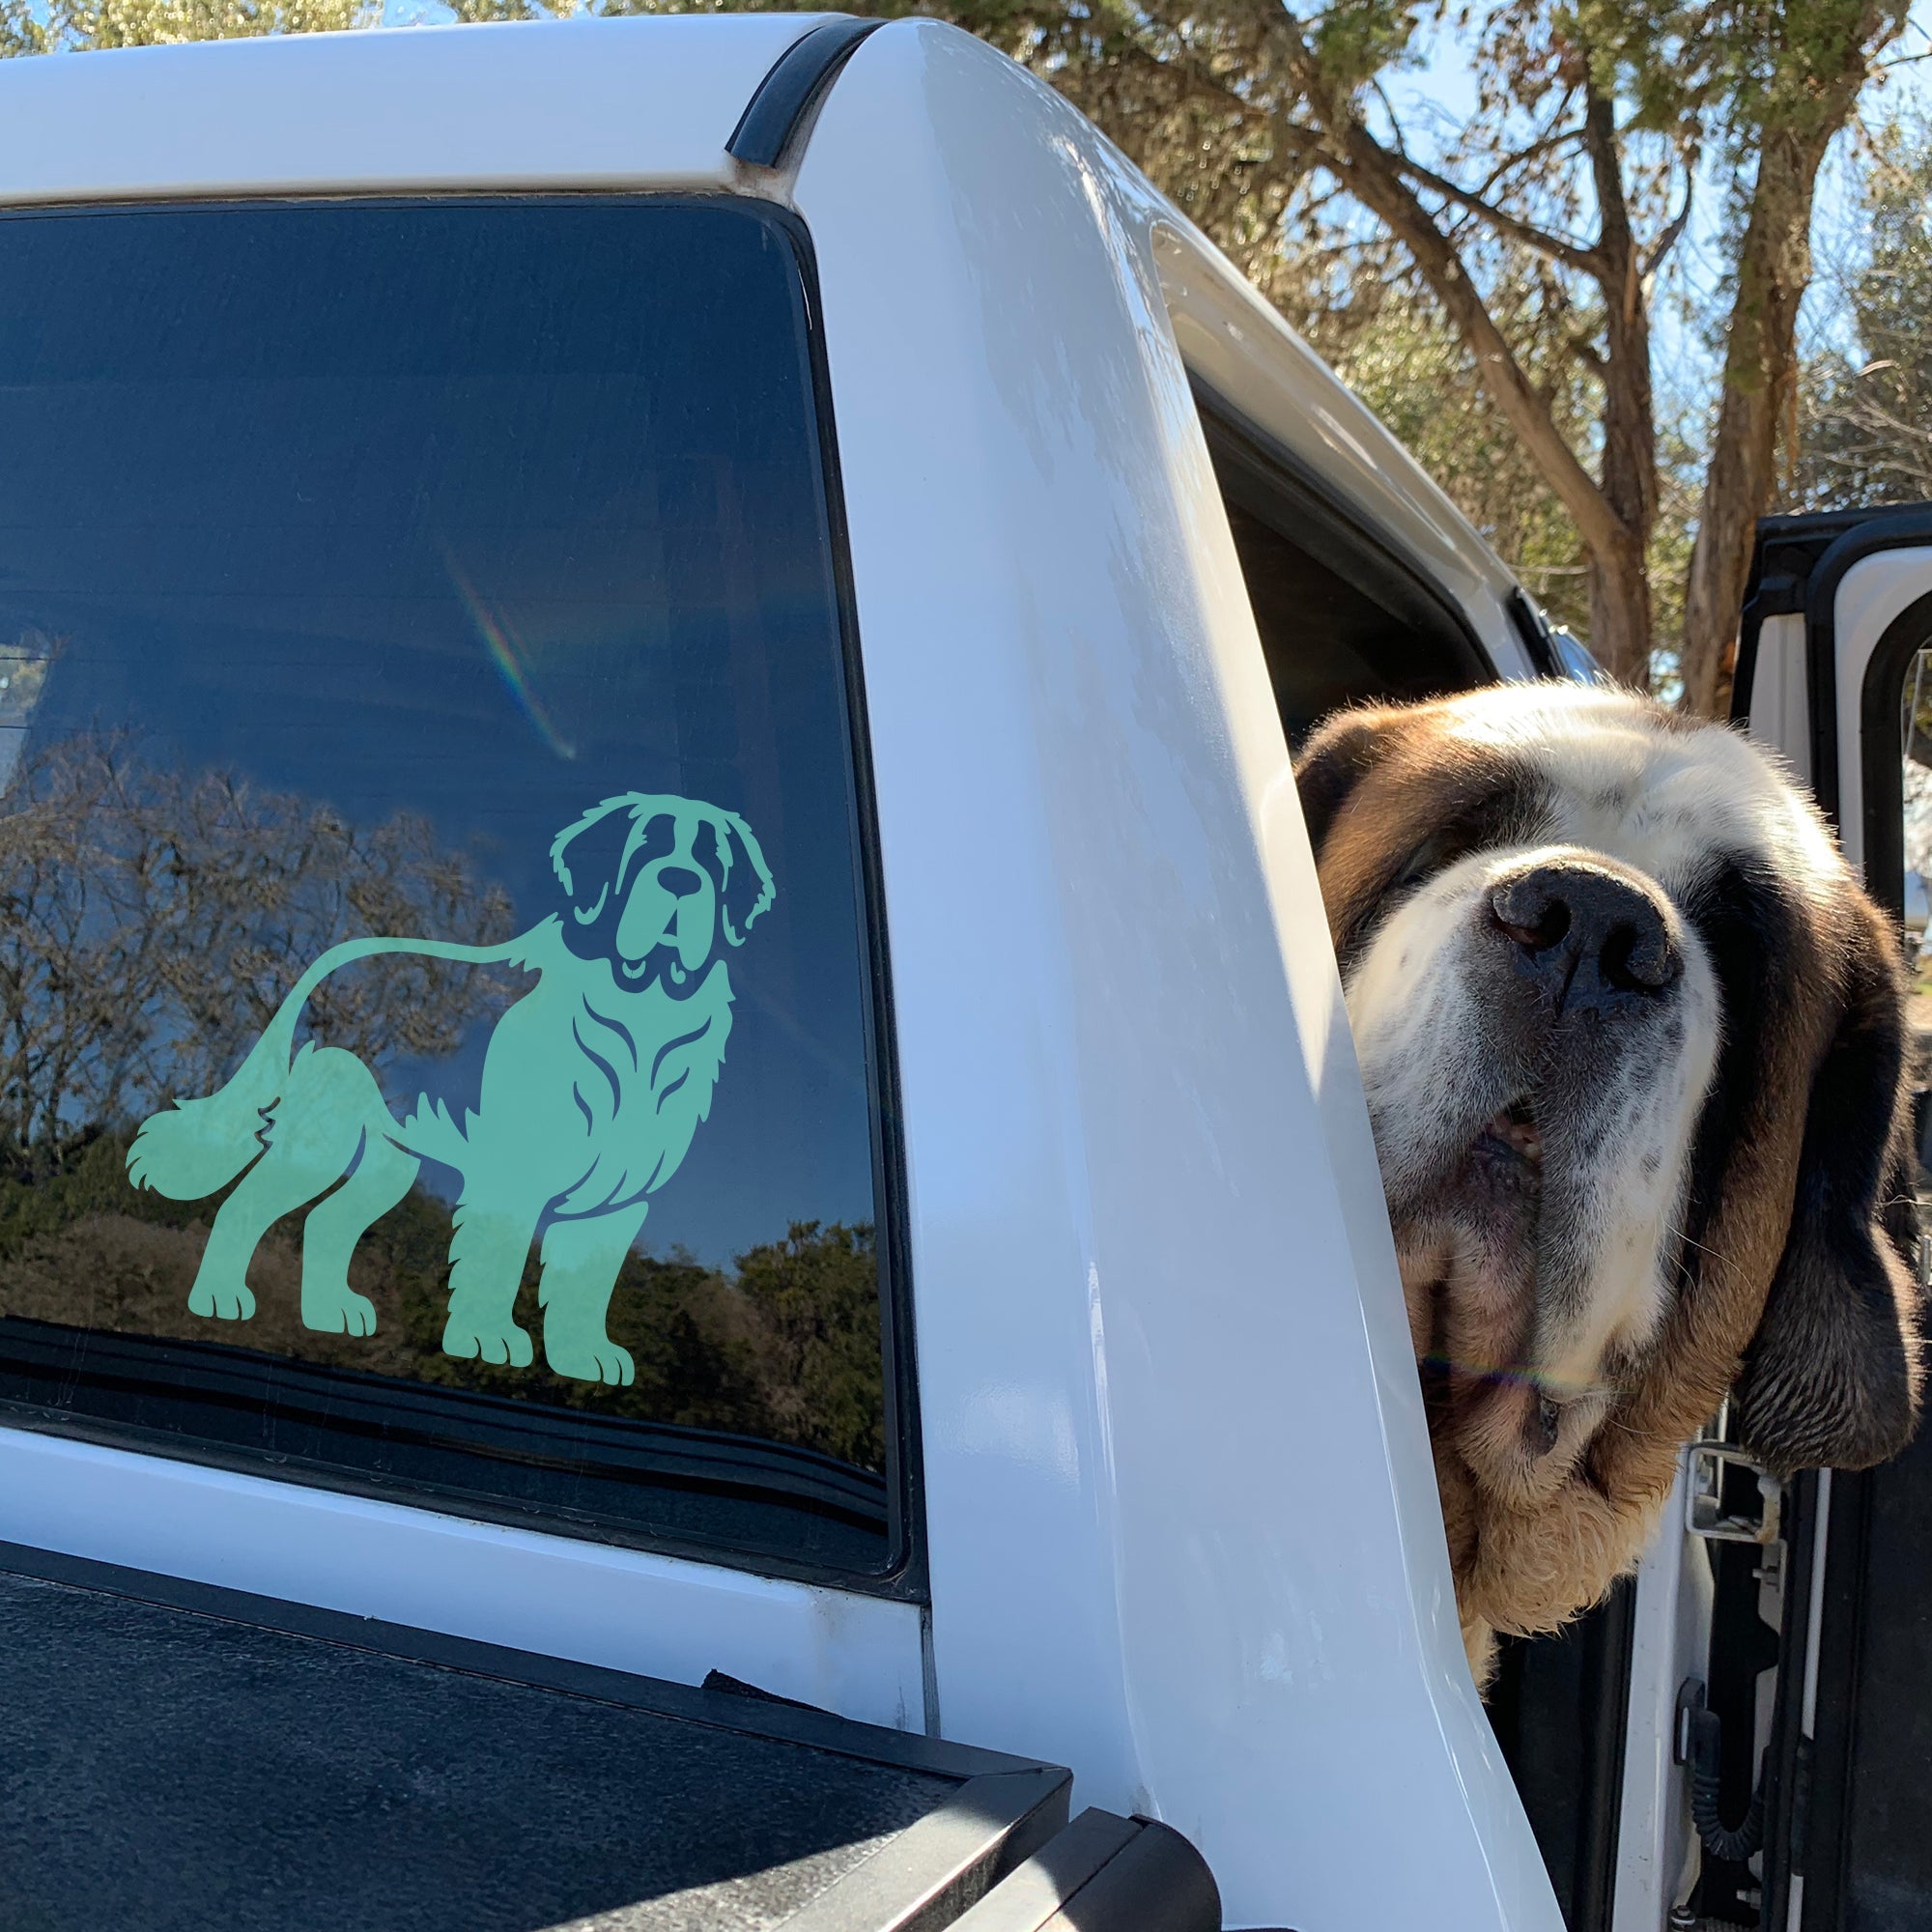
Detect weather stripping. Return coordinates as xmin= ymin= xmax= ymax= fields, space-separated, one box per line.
xmin=728 ymin=16 xmax=882 ymax=170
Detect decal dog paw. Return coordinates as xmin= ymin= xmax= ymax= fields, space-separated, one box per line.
xmin=126 ymin=793 xmax=776 ymax=1384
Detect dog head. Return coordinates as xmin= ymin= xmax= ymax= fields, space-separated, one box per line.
xmin=1297 ymin=682 xmax=1923 ymax=1649
xmin=550 ymin=792 xmax=776 ymax=992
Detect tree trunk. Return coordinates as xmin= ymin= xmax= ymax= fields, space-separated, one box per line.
xmin=1587 ymin=538 xmax=1654 ymax=690
xmin=1681 ymin=8 xmax=1903 ymax=718
xmin=1680 ymin=131 xmax=1832 ymax=716
xmin=1321 ymin=123 xmax=1652 ymax=686
xmin=1583 ymin=82 xmax=1657 ymax=692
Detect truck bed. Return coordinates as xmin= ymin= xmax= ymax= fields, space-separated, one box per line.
xmin=0 ymin=1543 xmax=1217 ymax=1932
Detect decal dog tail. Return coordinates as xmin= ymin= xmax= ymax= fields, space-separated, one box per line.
xmin=126 ymin=930 xmax=535 ymax=1200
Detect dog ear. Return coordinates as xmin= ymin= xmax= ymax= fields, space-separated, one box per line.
xmin=1293 ymin=704 xmax=1398 ymax=858
xmin=550 ymin=796 xmax=638 ymax=926
xmin=713 ymin=810 xmax=776 ymax=946
xmin=1735 ymin=907 xmax=1925 ymax=1474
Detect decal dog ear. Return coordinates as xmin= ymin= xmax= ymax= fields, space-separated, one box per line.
xmin=704 ymin=809 xmax=777 ymax=946
xmin=550 ymin=795 xmax=640 ymax=926
xmin=1737 ymin=906 xmax=1927 ymax=1474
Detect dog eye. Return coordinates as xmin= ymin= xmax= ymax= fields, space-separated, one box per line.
xmin=1393 ymin=836 xmax=1450 ymax=893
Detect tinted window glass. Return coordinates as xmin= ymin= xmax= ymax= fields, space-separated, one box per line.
xmin=0 ymin=199 xmax=905 ymax=1581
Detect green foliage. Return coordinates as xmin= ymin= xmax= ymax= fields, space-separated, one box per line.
xmin=18 ymin=0 xmax=1901 ymax=699
xmin=0 ymin=732 xmax=518 ymax=1155
xmin=1513 ymin=0 xmax=1909 ymax=171
xmin=1308 ymin=0 xmax=1425 ymax=96
xmin=0 ymin=0 xmax=1906 ymax=692
xmin=736 ymin=1221 xmax=888 ymax=1471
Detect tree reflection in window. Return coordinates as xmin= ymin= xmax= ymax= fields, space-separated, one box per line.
xmin=0 ymin=729 xmax=884 ymax=1473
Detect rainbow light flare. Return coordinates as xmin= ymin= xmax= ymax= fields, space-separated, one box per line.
xmin=444 ymin=550 xmax=578 ymax=761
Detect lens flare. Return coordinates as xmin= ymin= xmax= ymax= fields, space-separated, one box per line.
xmin=444 ymin=549 xmax=577 ymax=761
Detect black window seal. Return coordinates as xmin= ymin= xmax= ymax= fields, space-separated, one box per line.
xmin=1740 ymin=520 xmax=1932 ymax=1932
xmin=727 ymin=16 xmax=883 ymax=171
xmin=0 ymin=190 xmax=928 ymax=1608
xmin=1187 ymin=374 xmax=1500 ymax=695
xmin=1732 ymin=505 xmax=1892 ymax=726
xmin=785 ymin=194 xmax=931 ymax=1606
xmin=1811 ymin=508 xmax=1932 ymax=831
xmin=1507 ymin=587 xmax=1564 ymax=678
xmin=1857 ymin=585 xmax=1932 ymax=920
xmin=1764 ymin=594 xmax=1932 ymax=1932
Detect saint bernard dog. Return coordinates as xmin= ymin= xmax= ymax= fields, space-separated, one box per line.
xmin=1296 ymin=680 xmax=1925 ymax=1685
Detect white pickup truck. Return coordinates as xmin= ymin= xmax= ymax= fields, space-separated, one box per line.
xmin=0 ymin=16 xmax=1927 ymax=1932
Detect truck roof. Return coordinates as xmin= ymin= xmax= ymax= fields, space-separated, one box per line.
xmin=0 ymin=13 xmax=826 ymax=201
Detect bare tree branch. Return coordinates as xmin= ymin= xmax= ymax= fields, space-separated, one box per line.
xmin=1468 ymin=117 xmax=1586 ymax=206
xmin=0 ymin=733 xmax=518 ymax=1163
xmin=1389 ymin=149 xmax=1604 ymax=278
xmin=1641 ymin=169 xmax=1695 ymax=281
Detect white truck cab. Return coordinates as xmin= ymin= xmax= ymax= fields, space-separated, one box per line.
xmin=0 ymin=17 xmax=1918 ymax=1932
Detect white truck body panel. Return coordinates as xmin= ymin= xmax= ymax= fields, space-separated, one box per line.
xmin=799 ymin=27 xmax=1553 ymax=1926
xmin=0 ymin=15 xmax=821 ymax=200
xmin=0 ymin=1425 xmax=928 ymax=1729
xmin=1610 ymin=1454 xmax=1714 ymax=1930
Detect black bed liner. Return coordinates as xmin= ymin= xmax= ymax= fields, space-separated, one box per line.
xmin=0 ymin=1542 xmax=1217 ymax=1932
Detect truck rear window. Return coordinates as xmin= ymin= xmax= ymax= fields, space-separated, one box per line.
xmin=0 ymin=197 xmax=910 ymax=1586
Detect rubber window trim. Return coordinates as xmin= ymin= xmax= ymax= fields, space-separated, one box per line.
xmin=1784 ymin=506 xmax=1932 ymax=828
xmin=727 ymin=16 xmax=883 ymax=170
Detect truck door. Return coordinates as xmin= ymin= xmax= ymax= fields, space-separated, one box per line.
xmin=1731 ymin=503 xmax=1932 ymax=1931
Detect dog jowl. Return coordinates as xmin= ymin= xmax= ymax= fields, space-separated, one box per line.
xmin=125 ymin=792 xmax=776 ymax=1385
xmin=1296 ymin=682 xmax=1925 ymax=1684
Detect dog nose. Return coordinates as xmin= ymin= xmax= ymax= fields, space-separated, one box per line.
xmin=658 ymin=867 xmax=701 ymax=898
xmin=1489 ymin=861 xmax=1679 ymax=1012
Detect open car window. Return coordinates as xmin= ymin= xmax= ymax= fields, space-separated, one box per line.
xmin=1188 ymin=388 xmax=1498 ymax=745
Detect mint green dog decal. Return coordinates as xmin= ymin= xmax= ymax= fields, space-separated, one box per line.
xmin=125 ymin=794 xmax=776 ymax=1384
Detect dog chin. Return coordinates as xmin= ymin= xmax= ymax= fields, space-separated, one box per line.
xmin=619 ymin=942 xmax=709 ymax=997
xmin=1393 ymin=1100 xmax=1612 ymax=1510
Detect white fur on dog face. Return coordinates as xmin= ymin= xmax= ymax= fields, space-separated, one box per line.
xmin=1351 ymin=844 xmax=1719 ymax=1376
xmin=1342 ymin=684 xmax=1842 ymax=1493
xmin=1435 ymin=683 xmax=1840 ymax=895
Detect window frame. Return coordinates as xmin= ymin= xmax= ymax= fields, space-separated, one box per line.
xmin=0 ymin=190 xmax=927 ymax=1605
xmin=1187 ymin=377 xmax=1501 ymax=728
